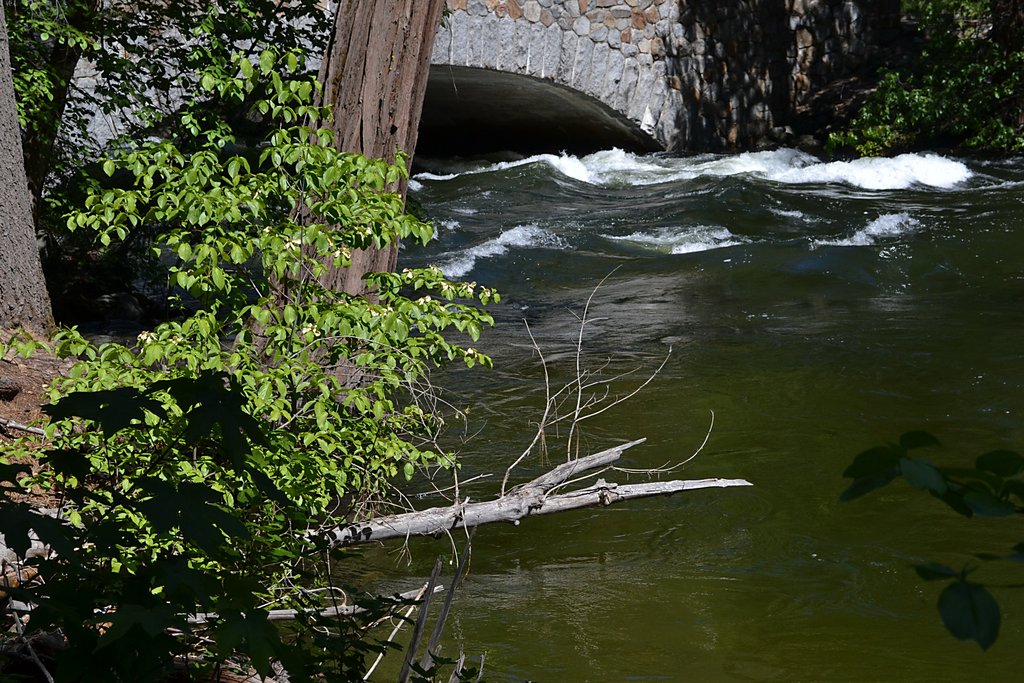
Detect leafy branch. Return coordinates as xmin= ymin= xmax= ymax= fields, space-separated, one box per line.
xmin=842 ymin=431 xmax=1024 ymax=650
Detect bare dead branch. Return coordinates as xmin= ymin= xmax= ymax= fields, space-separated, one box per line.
xmin=186 ymin=586 xmax=443 ymax=625
xmin=318 ymin=439 xmax=752 ymax=549
xmin=0 ymin=417 xmax=47 ymax=437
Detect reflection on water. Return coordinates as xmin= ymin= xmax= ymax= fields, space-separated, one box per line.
xmin=363 ymin=149 xmax=1024 ymax=680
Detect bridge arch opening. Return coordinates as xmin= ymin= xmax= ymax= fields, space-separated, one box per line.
xmin=416 ymin=65 xmax=661 ymax=161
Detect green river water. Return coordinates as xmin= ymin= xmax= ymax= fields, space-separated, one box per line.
xmin=358 ymin=149 xmax=1024 ymax=681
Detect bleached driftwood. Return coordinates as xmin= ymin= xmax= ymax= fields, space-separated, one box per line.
xmin=319 ymin=438 xmax=753 ymax=549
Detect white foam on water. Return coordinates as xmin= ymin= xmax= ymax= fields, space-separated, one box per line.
xmin=578 ymin=148 xmax=698 ymax=185
xmin=604 ymin=225 xmax=745 ymax=254
xmin=415 ymin=171 xmax=461 ymax=181
xmin=815 ymin=213 xmax=921 ymax=247
xmin=559 ymin=148 xmax=971 ymax=190
xmin=770 ymin=153 xmax=972 ymax=189
xmin=407 ymin=178 xmax=423 ymax=192
xmin=437 ymin=224 xmax=564 ymax=279
xmin=770 ymin=208 xmax=810 ymax=220
xmin=692 ymin=148 xmax=817 ymax=178
xmin=413 ymin=153 xmax=592 ymax=183
xmin=414 ymin=148 xmax=972 ymax=191
xmin=437 ymin=219 xmax=460 ymax=231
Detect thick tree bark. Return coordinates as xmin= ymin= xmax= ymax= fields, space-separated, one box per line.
xmin=0 ymin=5 xmax=54 ymax=335
xmin=316 ymin=0 xmax=446 ymax=297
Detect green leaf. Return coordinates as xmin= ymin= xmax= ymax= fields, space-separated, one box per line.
xmin=840 ymin=446 xmax=901 ymax=501
xmin=135 ymin=479 xmax=251 ymax=552
xmin=0 ymin=503 xmax=43 ymax=558
xmin=937 ymin=580 xmax=1000 ymax=650
xmin=259 ymin=50 xmax=274 ymax=74
xmin=102 ymin=159 xmax=115 ymax=177
xmin=962 ymin=489 xmax=1016 ymax=517
xmin=44 ymin=387 xmax=166 ymax=438
xmin=214 ymin=611 xmax=281 ymax=677
xmin=934 ymin=488 xmax=974 ymax=517
xmin=1002 ymin=479 xmax=1024 ymax=502
xmin=95 ymin=603 xmax=178 ymax=650
xmin=975 ymin=450 xmax=1024 ymax=477
xmin=899 ymin=431 xmax=940 ymax=450
xmin=843 ymin=446 xmax=900 ymax=479
xmin=0 ymin=462 xmax=31 ymax=485
xmin=900 ymin=457 xmax=947 ymax=494
xmin=42 ymin=448 xmax=91 ymax=480
xmin=150 ymin=371 xmax=264 ymax=464
xmin=840 ymin=472 xmax=899 ymax=501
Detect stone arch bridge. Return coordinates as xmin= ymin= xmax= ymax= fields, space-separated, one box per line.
xmin=419 ymin=0 xmax=901 ymax=156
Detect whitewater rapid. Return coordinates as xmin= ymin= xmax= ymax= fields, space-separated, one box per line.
xmin=409 ymin=148 xmax=978 ymax=278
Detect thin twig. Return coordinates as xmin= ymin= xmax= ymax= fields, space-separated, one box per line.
xmin=614 ymin=410 xmax=716 ymax=476
xmin=398 ymin=558 xmax=444 ymax=683
xmin=420 ymin=531 xmax=474 ymax=673
xmin=568 ymin=271 xmax=618 ymax=460
xmin=362 ymin=583 xmax=429 ymax=681
xmin=6 ymin=596 xmax=55 ymax=683
xmin=501 ymin=320 xmax=552 ymax=496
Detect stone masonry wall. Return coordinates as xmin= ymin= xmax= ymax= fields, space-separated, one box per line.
xmin=436 ymin=0 xmax=684 ymax=147
xmin=434 ymin=0 xmax=902 ymax=151
xmin=671 ymin=0 xmax=902 ymax=149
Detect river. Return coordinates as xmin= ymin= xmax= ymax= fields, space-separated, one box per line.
xmin=364 ymin=148 xmax=1024 ymax=681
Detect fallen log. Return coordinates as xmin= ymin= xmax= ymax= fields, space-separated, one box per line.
xmin=319 ymin=439 xmax=753 ymax=549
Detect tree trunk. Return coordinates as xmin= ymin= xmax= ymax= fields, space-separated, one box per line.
xmin=20 ymin=0 xmax=100 ymax=224
xmin=0 ymin=4 xmax=54 ymax=335
xmin=315 ymin=0 xmax=446 ymax=298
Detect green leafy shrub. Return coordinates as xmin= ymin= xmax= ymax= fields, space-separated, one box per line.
xmin=1 ymin=48 xmax=496 ymax=680
xmin=829 ymin=2 xmax=1024 ymax=155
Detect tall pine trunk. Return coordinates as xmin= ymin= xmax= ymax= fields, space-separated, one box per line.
xmin=0 ymin=4 xmax=54 ymax=335
xmin=315 ymin=0 xmax=446 ymax=297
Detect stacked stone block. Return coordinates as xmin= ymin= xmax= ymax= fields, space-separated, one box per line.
xmin=433 ymin=0 xmax=900 ymax=151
